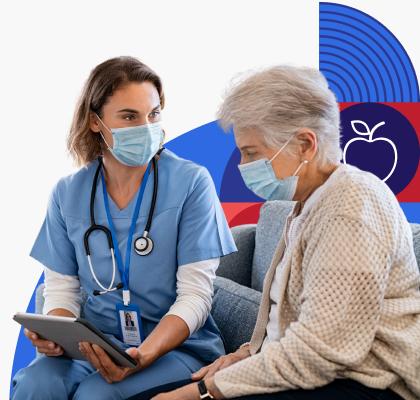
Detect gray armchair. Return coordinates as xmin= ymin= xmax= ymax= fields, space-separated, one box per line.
xmin=211 ymin=201 xmax=294 ymax=353
xmin=35 ymin=201 xmax=420 ymax=356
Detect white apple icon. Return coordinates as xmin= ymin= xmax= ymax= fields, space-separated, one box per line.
xmin=343 ymin=120 xmax=398 ymax=182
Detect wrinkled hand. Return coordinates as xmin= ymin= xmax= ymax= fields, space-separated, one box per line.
xmin=191 ymin=346 xmax=250 ymax=381
xmin=79 ymin=342 xmax=144 ymax=383
xmin=152 ymin=377 xmax=224 ymax=400
xmin=24 ymin=328 xmax=63 ymax=357
xmin=151 ymin=382 xmax=201 ymax=400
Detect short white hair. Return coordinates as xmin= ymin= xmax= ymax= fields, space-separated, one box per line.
xmin=217 ymin=65 xmax=342 ymax=165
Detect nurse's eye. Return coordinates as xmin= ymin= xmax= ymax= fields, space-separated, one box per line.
xmin=149 ymin=110 xmax=161 ymax=119
xmin=123 ymin=114 xmax=137 ymax=121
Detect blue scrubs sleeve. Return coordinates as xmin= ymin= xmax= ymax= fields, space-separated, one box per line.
xmin=177 ymin=167 xmax=237 ymax=266
xmin=30 ymin=181 xmax=78 ymax=276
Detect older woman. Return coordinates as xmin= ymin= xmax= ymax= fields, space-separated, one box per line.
xmin=154 ymin=66 xmax=420 ymax=400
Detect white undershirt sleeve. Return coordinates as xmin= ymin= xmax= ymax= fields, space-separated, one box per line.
xmin=164 ymin=257 xmax=220 ymax=336
xmin=43 ymin=267 xmax=82 ymax=317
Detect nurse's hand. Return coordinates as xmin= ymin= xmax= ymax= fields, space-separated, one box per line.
xmin=24 ymin=328 xmax=64 ymax=357
xmin=79 ymin=342 xmax=144 ymax=384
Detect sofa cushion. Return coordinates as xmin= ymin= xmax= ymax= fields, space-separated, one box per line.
xmin=251 ymin=201 xmax=294 ymax=292
xmin=216 ymin=224 xmax=256 ymax=288
xmin=212 ymin=276 xmax=261 ymax=354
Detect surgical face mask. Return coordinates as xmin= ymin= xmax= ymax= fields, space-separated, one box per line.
xmin=95 ymin=114 xmax=164 ymax=167
xmin=238 ymin=136 xmax=308 ymax=201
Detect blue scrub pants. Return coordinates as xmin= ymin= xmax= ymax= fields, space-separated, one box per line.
xmin=11 ymin=349 xmax=205 ymax=400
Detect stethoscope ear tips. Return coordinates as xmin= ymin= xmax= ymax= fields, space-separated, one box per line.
xmin=134 ymin=236 xmax=154 ymax=256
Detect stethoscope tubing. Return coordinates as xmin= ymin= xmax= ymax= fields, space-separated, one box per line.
xmin=84 ymin=149 xmax=162 ymax=296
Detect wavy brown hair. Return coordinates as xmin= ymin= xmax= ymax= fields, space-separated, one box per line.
xmin=67 ymin=56 xmax=165 ymax=166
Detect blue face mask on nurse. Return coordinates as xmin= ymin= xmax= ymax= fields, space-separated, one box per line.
xmin=95 ymin=114 xmax=164 ymax=167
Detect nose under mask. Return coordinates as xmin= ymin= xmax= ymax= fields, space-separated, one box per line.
xmin=96 ymin=114 xmax=164 ymax=167
xmin=238 ymin=136 xmax=308 ymax=201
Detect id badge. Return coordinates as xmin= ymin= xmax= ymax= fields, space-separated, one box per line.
xmin=116 ymin=303 xmax=145 ymax=346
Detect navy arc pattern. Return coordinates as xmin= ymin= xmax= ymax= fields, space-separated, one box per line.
xmin=320 ymin=2 xmax=420 ymax=102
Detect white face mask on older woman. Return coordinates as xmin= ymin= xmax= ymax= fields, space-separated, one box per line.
xmin=238 ymin=136 xmax=308 ymax=201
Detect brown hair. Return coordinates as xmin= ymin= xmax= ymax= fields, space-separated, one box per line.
xmin=67 ymin=56 xmax=165 ymax=166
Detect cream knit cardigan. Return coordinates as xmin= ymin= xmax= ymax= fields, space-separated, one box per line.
xmin=214 ymin=164 xmax=420 ymax=400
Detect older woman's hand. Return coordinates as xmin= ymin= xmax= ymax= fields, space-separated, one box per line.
xmin=152 ymin=377 xmax=224 ymax=400
xmin=151 ymin=382 xmax=201 ymax=400
xmin=191 ymin=345 xmax=251 ymax=380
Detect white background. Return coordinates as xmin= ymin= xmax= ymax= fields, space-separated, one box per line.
xmin=0 ymin=0 xmax=418 ymax=396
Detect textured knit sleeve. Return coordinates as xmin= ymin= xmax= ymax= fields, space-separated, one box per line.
xmin=213 ymin=215 xmax=392 ymax=398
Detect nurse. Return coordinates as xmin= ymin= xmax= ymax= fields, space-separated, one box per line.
xmin=11 ymin=56 xmax=237 ymax=400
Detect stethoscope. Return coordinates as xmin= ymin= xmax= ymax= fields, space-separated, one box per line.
xmin=83 ymin=149 xmax=163 ymax=298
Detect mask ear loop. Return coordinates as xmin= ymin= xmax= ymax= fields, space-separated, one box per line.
xmin=94 ymin=113 xmax=113 ymax=151
xmin=99 ymin=131 xmax=112 ymax=151
xmin=293 ymin=159 xmax=309 ymax=176
xmin=269 ymin=134 xmax=296 ymax=163
xmin=269 ymin=133 xmax=310 ymax=175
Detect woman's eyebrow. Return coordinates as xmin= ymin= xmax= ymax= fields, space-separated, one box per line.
xmin=117 ymin=108 xmax=139 ymax=113
xmin=240 ymin=145 xmax=257 ymax=151
xmin=117 ymin=105 xmax=161 ymax=114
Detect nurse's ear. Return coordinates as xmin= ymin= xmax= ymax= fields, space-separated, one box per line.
xmin=89 ymin=112 xmax=102 ymax=134
xmin=161 ymin=128 xmax=166 ymax=145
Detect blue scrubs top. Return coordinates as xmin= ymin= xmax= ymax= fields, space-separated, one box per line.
xmin=30 ymin=149 xmax=237 ymax=363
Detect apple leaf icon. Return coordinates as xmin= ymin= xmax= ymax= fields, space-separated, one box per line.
xmin=343 ymin=120 xmax=398 ymax=182
xmin=351 ymin=120 xmax=372 ymax=136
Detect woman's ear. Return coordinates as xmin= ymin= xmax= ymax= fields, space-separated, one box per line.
xmin=89 ymin=112 xmax=101 ymax=133
xmin=296 ymin=129 xmax=318 ymax=161
xmin=161 ymin=128 xmax=166 ymax=145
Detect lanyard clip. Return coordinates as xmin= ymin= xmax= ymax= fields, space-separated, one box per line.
xmin=123 ymin=290 xmax=130 ymax=306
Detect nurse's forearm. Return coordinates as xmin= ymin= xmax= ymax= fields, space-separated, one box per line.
xmin=138 ymin=315 xmax=189 ymax=366
xmin=47 ymin=308 xmax=76 ymax=318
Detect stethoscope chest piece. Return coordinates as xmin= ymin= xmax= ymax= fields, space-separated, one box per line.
xmin=134 ymin=235 xmax=154 ymax=256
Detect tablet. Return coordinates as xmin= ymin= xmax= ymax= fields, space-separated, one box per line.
xmin=13 ymin=312 xmax=137 ymax=368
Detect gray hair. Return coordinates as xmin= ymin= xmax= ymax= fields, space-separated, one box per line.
xmin=217 ymin=65 xmax=342 ymax=165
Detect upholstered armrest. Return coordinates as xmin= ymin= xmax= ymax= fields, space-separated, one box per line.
xmin=212 ymin=276 xmax=261 ymax=354
xmin=216 ymin=224 xmax=256 ymax=288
